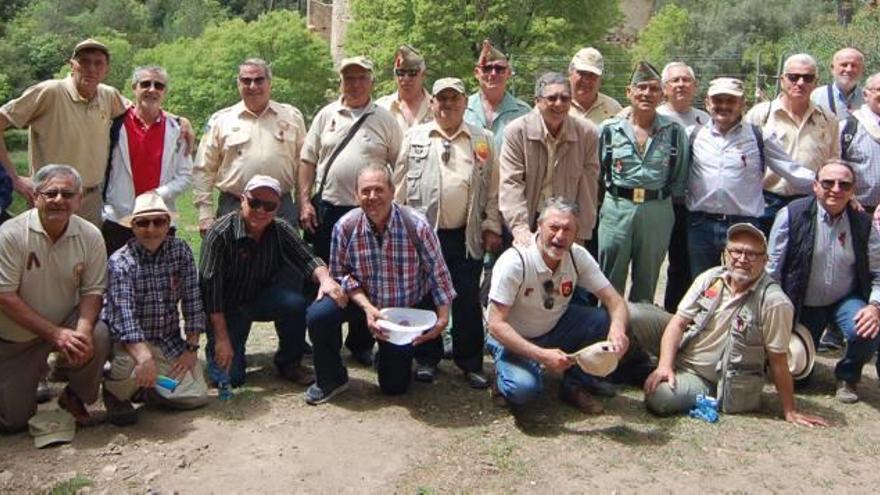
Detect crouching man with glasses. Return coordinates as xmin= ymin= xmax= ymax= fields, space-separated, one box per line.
xmin=486 ymin=197 xmax=628 ymax=414
xmin=768 ymin=159 xmax=880 ymax=404
xmin=199 ymin=175 xmax=346 ymax=389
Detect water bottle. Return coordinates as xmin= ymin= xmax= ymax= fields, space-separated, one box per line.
xmin=155 ymin=375 xmax=178 ymax=392
xmin=218 ymin=379 xmax=233 ymax=401
xmin=689 ymin=394 xmax=719 ymax=423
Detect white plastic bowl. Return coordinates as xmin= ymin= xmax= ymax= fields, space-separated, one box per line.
xmin=377 ymin=308 xmax=437 ymax=345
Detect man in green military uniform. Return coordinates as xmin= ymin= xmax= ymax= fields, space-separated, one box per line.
xmin=597 ymin=62 xmax=689 ymax=302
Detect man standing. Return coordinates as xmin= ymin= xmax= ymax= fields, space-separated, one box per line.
xmin=598 ymin=62 xmax=689 ymax=303
xmin=768 ymin=160 xmax=880 ymax=403
xmin=567 ymin=47 xmax=622 ymax=125
xmin=102 ymin=192 xmax=208 ymax=425
xmin=0 ymin=39 xmax=126 ymax=225
xmin=657 ymin=62 xmax=710 ymax=129
xmin=687 ymin=78 xmax=814 ymax=278
xmin=500 ymin=72 xmax=600 ymax=248
xmin=200 ymin=175 xmax=346 ymax=388
xmin=305 ymin=165 xmax=455 ymax=403
xmin=394 ymin=78 xmax=502 ymax=388
xmin=194 ymin=58 xmax=306 ymax=234
xmin=0 ymin=165 xmax=110 ymax=431
xmin=103 ymin=66 xmax=192 ymax=254
xmin=636 ymin=223 xmax=827 ymax=426
xmin=465 ymin=40 xmax=531 ymax=153
xmin=376 ymin=45 xmax=433 ymax=132
xmin=487 ymin=197 xmax=629 ymax=413
xmin=839 ymin=72 xmax=880 ymax=216
xmin=745 ymin=54 xmax=839 ymax=233
xmin=811 ymin=47 xmax=866 ymax=120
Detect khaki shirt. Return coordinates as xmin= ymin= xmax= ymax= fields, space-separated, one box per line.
xmin=1 ymin=76 xmax=126 ymax=187
xmin=301 ymin=99 xmax=402 ymax=206
xmin=0 ymin=210 xmax=107 ymax=342
xmin=569 ymin=92 xmax=622 ymax=125
xmin=676 ymin=269 xmax=792 ymax=382
xmin=375 ymin=89 xmax=433 ymax=132
xmin=744 ymin=98 xmax=839 ymax=196
xmin=433 ymin=123 xmax=475 ymax=229
xmin=193 ymin=100 xmax=306 ymax=221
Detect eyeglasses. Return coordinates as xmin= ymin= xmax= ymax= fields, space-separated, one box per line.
xmin=245 ymin=195 xmax=279 ymax=212
xmin=138 ymin=80 xmax=166 ymax=90
xmin=441 ymin=139 xmax=451 ymax=163
xmin=38 ymin=189 xmax=77 ymax=200
xmin=541 ymin=94 xmax=571 ymax=104
xmin=784 ymin=73 xmax=817 ymax=84
xmin=132 ymin=216 xmax=170 ymax=229
xmin=542 ymin=280 xmax=555 ymax=310
xmin=480 ymin=64 xmax=508 ymax=74
xmin=818 ymin=179 xmax=854 ymax=192
xmin=239 ymin=76 xmax=267 ymax=86
xmin=394 ymin=69 xmax=420 ymax=78
xmin=726 ymin=247 xmax=765 ymax=261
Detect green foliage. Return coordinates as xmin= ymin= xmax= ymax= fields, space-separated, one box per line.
xmin=629 ymin=4 xmax=689 ymax=65
xmin=134 ymin=10 xmax=335 ymax=132
xmin=345 ymin=0 xmax=621 ymax=98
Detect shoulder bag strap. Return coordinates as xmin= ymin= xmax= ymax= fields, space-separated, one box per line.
xmin=314 ymin=112 xmax=371 ymax=201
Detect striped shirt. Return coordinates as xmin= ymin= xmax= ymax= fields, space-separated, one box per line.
xmin=330 ymin=204 xmax=456 ymax=308
xmin=103 ymin=237 xmax=204 ymax=359
xmin=199 ymin=212 xmax=324 ymax=313
xmin=840 ymin=108 xmax=880 ymax=208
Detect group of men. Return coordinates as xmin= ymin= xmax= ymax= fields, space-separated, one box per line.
xmin=1 ymin=36 xmax=879 ymax=440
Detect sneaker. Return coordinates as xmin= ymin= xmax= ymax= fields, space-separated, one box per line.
xmin=819 ymin=327 xmax=845 ymax=352
xmin=304 ymin=381 xmax=349 ymax=405
xmin=464 ymin=371 xmax=490 ymax=389
xmin=835 ymin=381 xmax=859 ymax=404
xmin=560 ymin=386 xmax=604 ymax=415
xmin=278 ymin=364 xmax=316 ymax=387
xmin=351 ymin=348 xmax=374 ymax=367
xmin=36 ymin=379 xmax=53 ymax=404
xmin=103 ymin=390 xmax=138 ymax=426
xmin=414 ymin=363 xmax=437 ymax=383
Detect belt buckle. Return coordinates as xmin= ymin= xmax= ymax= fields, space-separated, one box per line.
xmin=632 ymin=188 xmax=645 ymax=204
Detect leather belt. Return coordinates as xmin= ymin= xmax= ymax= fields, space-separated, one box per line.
xmin=608 ymin=185 xmax=669 ymax=203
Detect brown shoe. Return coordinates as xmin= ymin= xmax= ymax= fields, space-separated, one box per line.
xmin=279 ymin=364 xmax=316 ymax=387
xmin=561 ymin=386 xmax=604 ymax=415
xmin=489 ymin=378 xmax=510 ymax=408
xmin=58 ymin=386 xmax=101 ymax=427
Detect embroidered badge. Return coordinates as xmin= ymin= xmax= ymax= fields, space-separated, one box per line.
xmin=524 ymin=288 xmax=534 ymax=297
xmin=473 ymin=136 xmax=490 ymax=166
xmin=703 ymin=279 xmax=723 ymax=299
xmin=838 ymin=231 xmax=847 ymax=247
xmin=614 ymin=159 xmax=623 ymax=173
xmin=561 ymin=280 xmax=573 ymax=297
xmin=26 ymin=252 xmax=41 ymax=270
xmin=73 ymin=262 xmax=84 ymax=286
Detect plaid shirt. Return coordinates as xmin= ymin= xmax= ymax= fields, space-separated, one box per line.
xmin=331 ymin=204 xmax=456 ymax=308
xmin=103 ymin=237 xmax=205 ymax=359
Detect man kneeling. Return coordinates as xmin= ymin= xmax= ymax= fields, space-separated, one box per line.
xmin=102 ymin=192 xmax=209 ymax=424
xmin=486 ymin=197 xmax=629 ymax=414
xmin=636 ymin=223 xmax=827 ymax=426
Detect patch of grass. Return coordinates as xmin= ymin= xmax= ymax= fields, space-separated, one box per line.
xmin=49 ymin=474 xmax=93 ymax=495
xmin=213 ymin=387 xmax=264 ymax=421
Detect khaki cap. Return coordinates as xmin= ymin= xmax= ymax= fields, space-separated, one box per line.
xmin=394 ymin=45 xmax=425 ymax=71
xmin=72 ymin=38 xmax=109 ymax=60
xmin=244 ymin=174 xmax=282 ymax=196
xmin=569 ymin=341 xmax=619 ymax=377
xmin=707 ymin=77 xmax=745 ymax=97
xmin=432 ymin=77 xmax=466 ymax=96
xmin=29 ymin=410 xmax=76 ymax=449
xmin=727 ymin=222 xmax=767 ymax=249
xmin=570 ymin=47 xmax=604 ymax=76
xmin=339 ymin=56 xmax=374 ymax=73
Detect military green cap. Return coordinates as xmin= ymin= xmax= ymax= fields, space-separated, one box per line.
xmin=29 ymin=410 xmax=75 ymax=449
xmin=477 ymin=39 xmax=508 ymax=66
xmin=630 ymin=61 xmax=661 ymax=85
xmin=394 ymin=45 xmax=425 ymax=71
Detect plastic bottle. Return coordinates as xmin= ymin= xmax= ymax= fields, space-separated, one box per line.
xmin=218 ymin=379 xmax=233 ymax=401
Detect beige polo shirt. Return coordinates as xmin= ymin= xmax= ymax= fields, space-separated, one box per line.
xmin=193 ymin=100 xmax=306 ymax=221
xmin=301 ymin=99 xmax=402 ymax=206
xmin=744 ymin=99 xmax=840 ymax=196
xmin=569 ymin=92 xmax=622 ymax=125
xmin=675 ymin=270 xmax=792 ymax=382
xmin=1 ymin=76 xmax=126 ymax=188
xmin=0 ymin=210 xmax=107 ymax=342
xmin=375 ymin=90 xmax=433 ymax=132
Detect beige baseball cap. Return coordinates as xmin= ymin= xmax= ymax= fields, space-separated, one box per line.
xmin=339 ymin=56 xmax=374 ymax=73
xmin=432 ymin=77 xmax=466 ymax=96
xmin=244 ymin=174 xmax=282 ymax=196
xmin=727 ymin=222 xmax=767 ymax=249
xmin=72 ymin=38 xmax=109 ymax=60
xmin=569 ymin=341 xmax=619 ymax=377
xmin=707 ymin=77 xmax=745 ymax=97
xmin=29 ymin=410 xmax=76 ymax=449
xmin=570 ymin=47 xmax=604 ymax=76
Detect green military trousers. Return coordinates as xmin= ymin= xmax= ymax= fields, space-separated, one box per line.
xmin=598 ymin=196 xmax=674 ymax=303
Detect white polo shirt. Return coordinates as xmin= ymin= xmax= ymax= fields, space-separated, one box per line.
xmin=489 ymin=238 xmax=610 ymax=338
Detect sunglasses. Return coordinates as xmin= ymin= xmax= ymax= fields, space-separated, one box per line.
xmin=818 ymin=179 xmax=854 ymax=192
xmin=726 ymin=247 xmax=765 ymax=262
xmin=542 ymin=280 xmax=555 ymax=310
xmin=441 ymin=139 xmax=451 ymax=164
xmin=784 ymin=73 xmax=816 ymax=84
xmin=542 ymin=94 xmax=571 ymax=104
xmin=245 ymin=195 xmax=279 ymax=212
xmin=138 ymin=80 xmax=166 ymax=90
xmin=394 ymin=69 xmax=420 ymax=78
xmin=480 ymin=64 xmax=508 ymax=74
xmin=239 ymin=76 xmax=267 ymax=86
xmin=132 ymin=216 xmax=170 ymax=229
xmin=38 ymin=189 xmax=77 ymax=200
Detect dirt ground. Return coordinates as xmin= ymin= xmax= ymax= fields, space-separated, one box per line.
xmin=3 ymin=322 xmax=880 ymax=494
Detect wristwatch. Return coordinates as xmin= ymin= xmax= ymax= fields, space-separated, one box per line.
xmin=185 ymin=342 xmax=200 ymax=353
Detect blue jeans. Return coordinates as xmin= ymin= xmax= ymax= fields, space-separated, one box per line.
xmin=206 ymin=282 xmax=309 ymax=387
xmin=687 ymin=211 xmax=761 ymax=277
xmin=799 ymin=295 xmax=880 ymax=383
xmin=486 ymin=304 xmax=610 ymax=405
